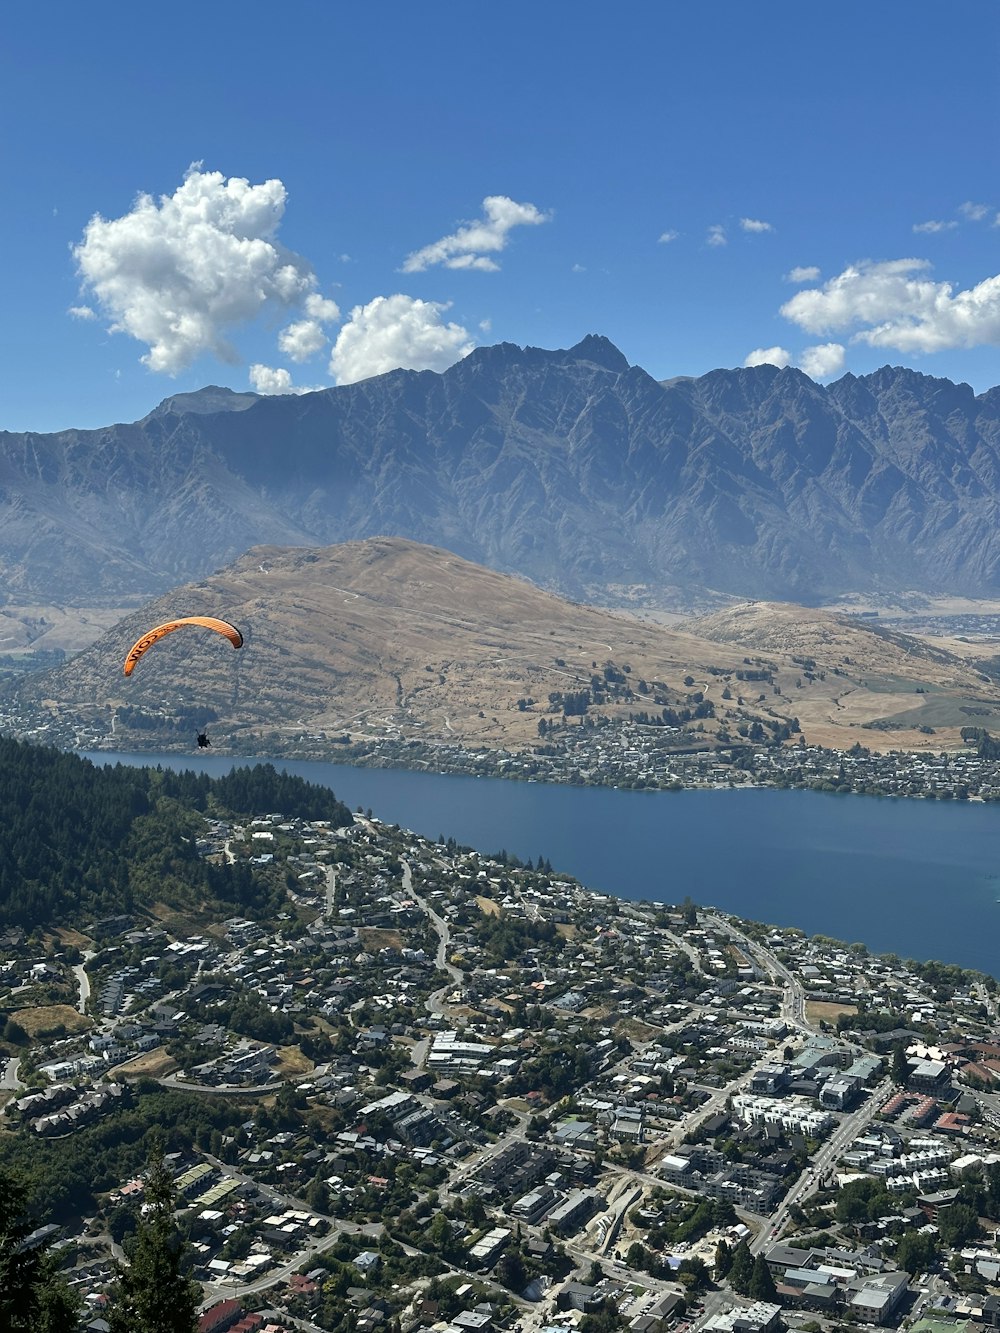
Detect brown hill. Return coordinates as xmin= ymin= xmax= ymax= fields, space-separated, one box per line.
xmin=690 ymin=601 xmax=1000 ymax=747
xmin=7 ymin=539 xmax=1000 ymax=757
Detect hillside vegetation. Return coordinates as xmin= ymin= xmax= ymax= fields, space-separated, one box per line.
xmin=0 ymin=739 xmax=353 ymax=928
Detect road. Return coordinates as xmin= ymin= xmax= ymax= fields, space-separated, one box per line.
xmin=708 ymin=915 xmax=811 ymax=1033
xmin=72 ymin=950 xmax=94 ymax=1015
xmin=749 ymin=1075 xmax=893 ymax=1256
xmin=402 ymin=859 xmax=462 ymax=985
xmin=401 ymin=858 xmax=465 ymax=1037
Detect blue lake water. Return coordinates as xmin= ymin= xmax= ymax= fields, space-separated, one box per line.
xmin=82 ymin=751 xmax=1000 ymax=976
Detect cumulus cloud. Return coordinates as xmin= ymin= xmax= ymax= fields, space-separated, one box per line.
xmin=73 ymin=165 xmax=318 ymax=374
xmin=744 ymin=346 xmax=791 ymax=368
xmin=248 ymin=364 xmax=324 ymax=395
xmin=798 ymin=343 xmax=846 ymax=379
xmin=786 ymin=266 xmax=820 ymax=283
xmin=707 ymin=224 xmax=727 ymax=248
xmin=780 ymin=257 xmax=1000 ymax=354
xmin=329 ymin=294 xmax=474 ymax=385
xmin=278 ymin=320 xmax=328 ymax=362
xmin=740 ymin=217 xmax=773 ymax=233
xmin=249 ymin=364 xmax=295 ymax=394
xmin=913 ymin=219 xmax=958 ymax=234
xmin=278 ymin=292 xmax=342 ymax=363
xmin=402 ymin=195 xmax=550 ymax=273
xmin=658 ymin=229 xmax=679 ymax=244
xmin=68 ymin=304 xmax=96 ymax=320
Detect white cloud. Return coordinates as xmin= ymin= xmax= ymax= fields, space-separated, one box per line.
xmin=744 ymin=346 xmax=791 ymax=368
xmin=479 ymin=318 xmax=492 ymax=333
xmin=68 ymin=304 xmax=96 ymax=320
xmin=786 ymin=266 xmax=820 ymax=283
xmin=707 ymin=224 xmax=727 ymax=248
xmin=960 ymin=201 xmax=990 ymax=221
xmin=913 ymin=219 xmax=958 ymax=234
xmin=73 ymin=165 xmax=318 ymax=374
xmin=740 ymin=217 xmax=773 ymax=233
xmin=797 ymin=342 xmax=846 ymax=379
xmin=248 ymin=364 xmax=323 ymax=395
xmin=571 ymin=263 xmax=586 ymax=273
xmin=329 ymin=294 xmax=474 ymax=384
xmin=278 ymin=320 xmax=329 ymax=362
xmin=249 ymin=364 xmax=295 ymax=394
xmin=305 ymin=293 xmax=340 ymax=323
xmin=278 ymin=292 xmax=342 ymax=363
xmin=658 ymin=229 xmax=679 ymax=244
xmin=402 ymin=195 xmax=550 ymax=273
xmin=780 ymin=257 xmax=1000 ymax=354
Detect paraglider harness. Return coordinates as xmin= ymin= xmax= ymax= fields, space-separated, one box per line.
xmin=196 ymin=732 xmax=211 ymax=749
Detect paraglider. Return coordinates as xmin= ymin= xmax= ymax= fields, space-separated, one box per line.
xmin=196 ymin=732 xmax=211 ymax=749
xmin=123 ymin=616 xmax=243 ymax=676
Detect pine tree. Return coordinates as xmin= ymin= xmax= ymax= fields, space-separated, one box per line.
xmin=892 ymin=1043 xmax=909 ymax=1086
xmin=728 ymin=1238 xmax=754 ymax=1294
xmin=714 ymin=1238 xmax=732 ymax=1279
xmin=748 ymin=1254 xmax=778 ymax=1302
xmin=0 ymin=1168 xmax=79 ymax=1332
xmin=107 ymin=1150 xmax=199 ymax=1333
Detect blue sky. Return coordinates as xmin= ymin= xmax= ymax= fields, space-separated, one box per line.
xmin=4 ymin=1 xmax=1000 ymax=432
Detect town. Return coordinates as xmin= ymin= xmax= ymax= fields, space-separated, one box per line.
xmin=4 ymin=800 xmax=1000 ymax=1333
xmin=240 ymin=725 xmax=1000 ymax=804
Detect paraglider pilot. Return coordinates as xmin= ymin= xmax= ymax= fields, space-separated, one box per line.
xmin=196 ymin=732 xmax=211 ymax=749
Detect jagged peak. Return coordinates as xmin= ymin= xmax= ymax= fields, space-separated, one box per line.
xmin=457 ymin=334 xmax=630 ymax=376
xmin=564 ymin=334 xmax=630 ymax=372
xmin=144 ymin=385 xmax=260 ymax=420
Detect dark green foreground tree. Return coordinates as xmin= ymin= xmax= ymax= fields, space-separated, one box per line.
xmin=107 ymin=1150 xmax=199 ymax=1333
xmin=0 ymin=1168 xmax=80 ymax=1332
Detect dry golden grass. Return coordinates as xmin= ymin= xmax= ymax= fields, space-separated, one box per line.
xmin=274 ymin=1045 xmax=314 ymax=1078
xmin=26 ymin=539 xmax=1000 ymax=758
xmin=616 ymin=1017 xmax=660 ymax=1042
xmin=476 ymin=895 xmax=501 ymax=917
xmin=51 ymin=928 xmax=93 ymax=949
xmin=15 ymin=1005 xmax=91 ymax=1037
xmin=358 ymin=927 xmax=404 ymax=952
xmin=805 ymin=1000 xmax=858 ymax=1025
xmin=112 ymin=1050 xmax=178 ymax=1079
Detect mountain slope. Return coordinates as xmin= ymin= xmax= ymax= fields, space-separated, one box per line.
xmin=5 ymin=339 xmax=1000 ymax=603
xmin=5 ymin=538 xmax=997 ymax=757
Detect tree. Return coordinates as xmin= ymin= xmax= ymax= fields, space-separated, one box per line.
xmin=0 ymin=1168 xmax=79 ymax=1333
xmin=107 ymin=1149 xmax=199 ymax=1333
xmin=748 ymin=1254 xmax=778 ymax=1302
xmin=714 ymin=1239 xmax=732 ymax=1279
xmin=938 ymin=1202 xmax=980 ymax=1248
xmin=891 ymin=1043 xmax=909 ymax=1086
xmin=896 ymin=1230 xmax=937 ymax=1276
xmin=728 ymin=1239 xmax=753 ymax=1295
xmin=498 ymin=1249 xmax=526 ymax=1292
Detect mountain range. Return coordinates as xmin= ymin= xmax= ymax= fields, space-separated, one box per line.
xmin=5 ymin=335 xmax=1000 ymax=606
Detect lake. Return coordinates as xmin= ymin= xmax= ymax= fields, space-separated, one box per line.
xmin=81 ymin=750 xmax=1000 ymax=975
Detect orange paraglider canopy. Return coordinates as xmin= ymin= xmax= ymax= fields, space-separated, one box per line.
xmin=123 ymin=616 xmax=243 ymax=676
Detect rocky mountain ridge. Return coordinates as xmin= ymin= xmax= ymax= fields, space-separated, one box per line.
xmin=4 ymin=336 xmax=1000 ymax=604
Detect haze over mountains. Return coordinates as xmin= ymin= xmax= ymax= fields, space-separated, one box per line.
xmin=5 ymin=335 xmax=1000 ymax=607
